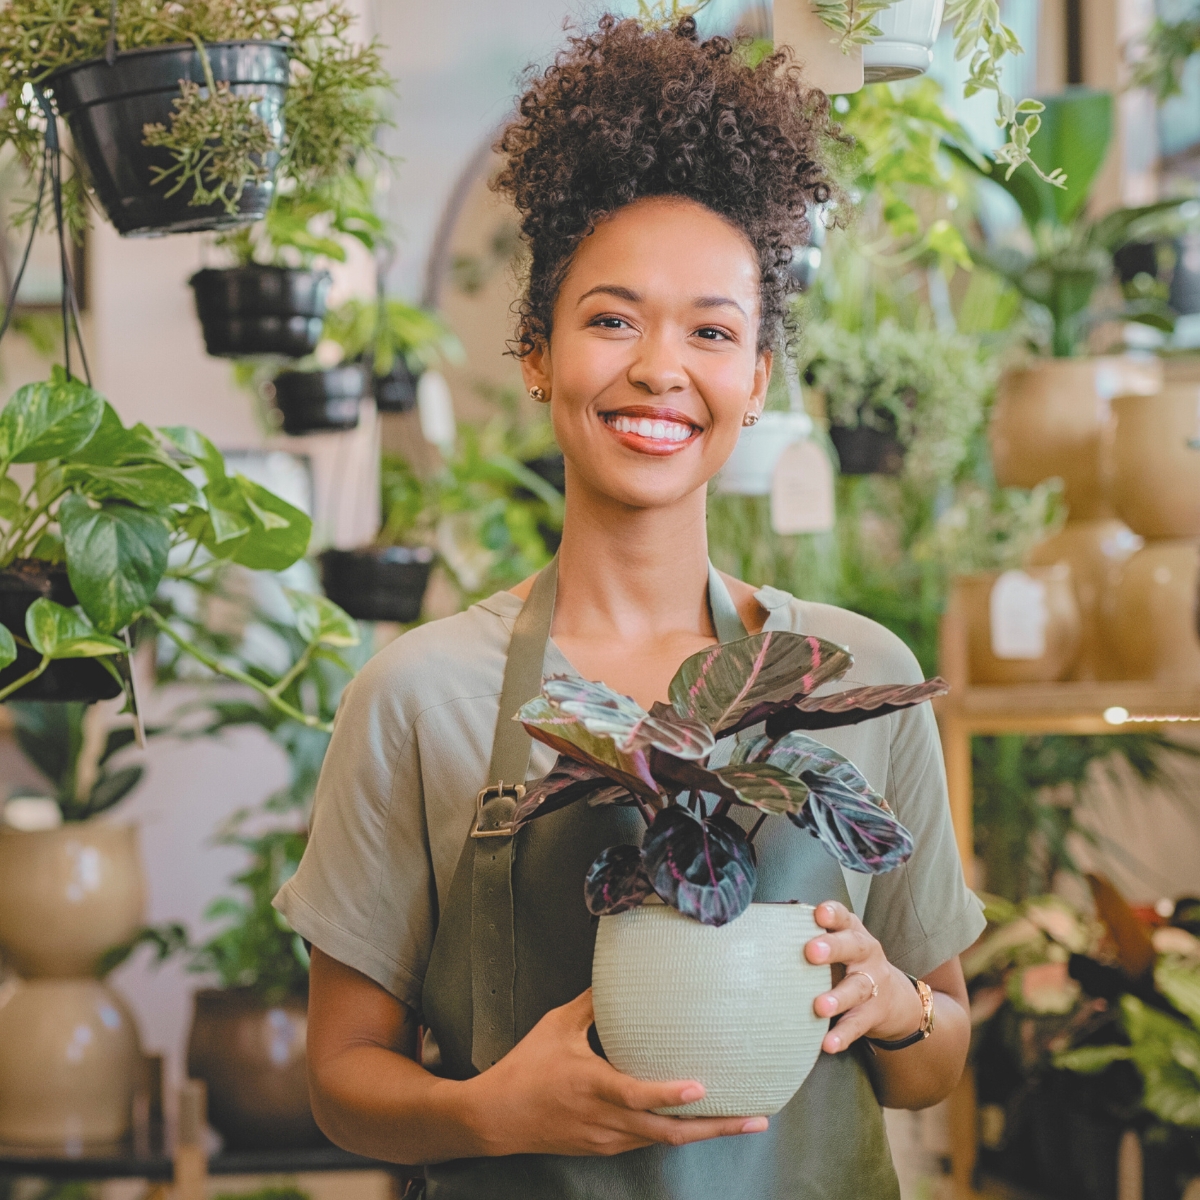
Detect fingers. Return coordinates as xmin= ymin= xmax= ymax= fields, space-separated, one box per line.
xmin=814 ymin=900 xmax=852 ymax=930
xmin=815 ymin=968 xmax=878 ymax=1019
xmin=560 ymin=987 xmax=595 ymax=1031
xmin=806 ymin=924 xmax=874 ymax=967
xmin=592 ymin=1060 xmax=706 ymax=1112
xmin=823 ymin=1005 xmax=876 ymax=1053
xmin=628 ymin=1112 xmax=769 ymax=1147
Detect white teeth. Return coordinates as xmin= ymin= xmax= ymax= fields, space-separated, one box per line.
xmin=607 ymin=414 xmax=693 ymax=442
xmin=638 ymin=418 xmax=654 ymax=437
xmin=652 ymin=421 xmax=666 ymax=439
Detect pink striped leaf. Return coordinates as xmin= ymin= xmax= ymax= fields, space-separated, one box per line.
xmin=584 ymin=844 xmax=654 ymax=916
xmin=513 ymin=755 xmax=619 ymax=829
xmin=764 ymin=678 xmax=950 ymax=737
xmin=731 ymin=730 xmax=890 ymax=811
xmin=710 ymin=762 xmax=811 ymax=816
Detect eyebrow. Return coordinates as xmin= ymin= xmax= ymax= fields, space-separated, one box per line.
xmin=576 ymin=284 xmax=746 ymax=317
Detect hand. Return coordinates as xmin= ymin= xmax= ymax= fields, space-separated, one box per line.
xmin=805 ymin=901 xmax=925 ymax=1054
xmin=463 ymin=989 xmax=769 ymax=1157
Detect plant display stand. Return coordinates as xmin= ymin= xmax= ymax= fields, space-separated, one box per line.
xmin=934 ymin=590 xmax=1200 ymax=1199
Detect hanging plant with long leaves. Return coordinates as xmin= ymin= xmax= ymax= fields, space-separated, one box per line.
xmin=514 ymin=629 xmax=947 ymax=927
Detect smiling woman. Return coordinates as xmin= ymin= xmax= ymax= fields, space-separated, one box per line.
xmin=277 ymin=13 xmax=984 ymax=1200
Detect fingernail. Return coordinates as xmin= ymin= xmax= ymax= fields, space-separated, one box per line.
xmin=827 ymin=1033 xmax=841 ymax=1052
xmin=812 ymin=940 xmax=828 ymax=959
xmin=680 ymin=1084 xmax=705 ymax=1102
xmin=742 ymin=1117 xmax=768 ymax=1133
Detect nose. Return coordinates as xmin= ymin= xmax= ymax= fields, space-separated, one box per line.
xmin=627 ymin=330 xmax=688 ymax=396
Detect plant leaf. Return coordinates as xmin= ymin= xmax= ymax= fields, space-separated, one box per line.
xmin=223 ymin=476 xmax=312 ymax=570
xmin=711 ymin=762 xmax=811 ymax=817
xmin=764 ymin=678 xmax=950 ymax=736
xmin=60 ymin=493 xmax=169 ymax=633
xmin=66 ymin=404 xmax=174 ymax=468
xmin=0 ymin=371 xmax=105 ymax=463
xmin=584 ymin=844 xmax=655 ymax=916
xmin=25 ymin=598 xmax=126 ymax=659
xmin=641 ymin=805 xmax=757 ymax=926
xmin=797 ymin=770 xmax=915 ymax=874
xmin=668 ymin=631 xmax=852 ymax=736
xmin=160 ymin=425 xmax=227 ymax=482
xmin=87 ymin=765 xmax=144 ymax=816
xmin=733 ymin=730 xmax=888 ymax=808
xmin=0 ymin=623 xmax=15 ymax=671
xmin=285 ymin=589 xmax=360 ymax=648
xmin=65 ymin=462 xmax=201 ymax=508
xmin=542 ymin=675 xmax=714 ymax=759
xmin=513 ymin=756 xmax=621 ymax=827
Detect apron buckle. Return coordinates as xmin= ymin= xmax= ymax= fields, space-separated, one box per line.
xmin=470 ymin=782 xmax=524 ymax=838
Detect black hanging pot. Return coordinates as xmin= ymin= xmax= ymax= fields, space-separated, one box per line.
xmin=829 ymin=407 xmax=906 ymax=476
xmin=319 ymin=546 xmax=434 ymax=623
xmin=47 ymin=41 xmax=289 ymax=237
xmin=0 ymin=561 xmax=123 ymax=703
xmin=271 ymin=365 xmax=364 ymax=435
xmin=370 ymin=356 xmax=421 ymax=413
xmin=190 ymin=266 xmax=332 ymax=359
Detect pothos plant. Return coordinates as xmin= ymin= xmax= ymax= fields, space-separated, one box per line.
xmin=0 ymin=368 xmax=356 ymax=727
xmin=512 ymin=629 xmax=947 ymax=926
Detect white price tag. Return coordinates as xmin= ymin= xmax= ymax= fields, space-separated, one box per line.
xmin=989 ymin=570 xmax=1048 ymax=660
xmin=770 ymin=440 xmax=834 ymax=534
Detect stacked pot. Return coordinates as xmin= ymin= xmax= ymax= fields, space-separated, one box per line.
xmin=0 ymin=818 xmax=146 ymax=1145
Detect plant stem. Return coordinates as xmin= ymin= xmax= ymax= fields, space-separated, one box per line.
xmin=147 ymin=609 xmax=332 ymax=732
xmin=747 ymin=812 xmax=768 ymax=843
xmin=267 ymin=643 xmax=315 ymax=700
xmin=0 ymin=655 xmax=50 ymax=702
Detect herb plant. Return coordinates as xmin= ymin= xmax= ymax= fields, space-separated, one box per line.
xmin=514 ymin=630 xmax=946 ymax=926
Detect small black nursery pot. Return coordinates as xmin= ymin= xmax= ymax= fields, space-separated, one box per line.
xmin=829 ymin=413 xmax=906 ymax=476
xmin=319 ymin=545 xmax=435 ymax=623
xmin=271 ymin=366 xmax=365 ymax=435
xmin=190 ymin=266 xmax=332 ymax=359
xmin=370 ymin=357 xmax=421 ymax=414
xmin=48 ymin=41 xmax=288 ymax=237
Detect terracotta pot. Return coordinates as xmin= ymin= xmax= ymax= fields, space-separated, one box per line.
xmin=956 ymin=566 xmax=1082 ymax=684
xmin=0 ymin=978 xmax=140 ymax=1146
xmin=1112 ymin=384 xmax=1200 ymax=539
xmin=0 ymin=822 xmax=146 ymax=978
xmin=991 ymin=357 xmax=1162 ymax=520
xmin=187 ymin=988 xmax=322 ymax=1150
xmin=1027 ymin=520 xmax=1143 ymax=680
xmin=1109 ymin=540 xmax=1200 ymax=682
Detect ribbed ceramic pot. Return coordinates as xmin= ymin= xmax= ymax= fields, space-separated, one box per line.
xmin=863 ymin=0 xmax=945 ymax=81
xmin=1027 ymin=520 xmax=1143 ymax=680
xmin=1112 ymin=385 xmax=1200 ymax=540
xmin=0 ymin=822 xmax=146 ymax=978
xmin=592 ymin=903 xmax=829 ymax=1118
xmin=1109 ymin=540 xmax=1200 ymax=682
xmin=0 ymin=978 xmax=140 ymax=1145
xmin=990 ymin=357 xmax=1162 ymax=520
xmin=956 ymin=566 xmax=1082 ymax=685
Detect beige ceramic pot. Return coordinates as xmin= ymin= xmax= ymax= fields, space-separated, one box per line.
xmin=1027 ymin=520 xmax=1143 ymax=680
xmin=0 ymin=977 xmax=140 ymax=1145
xmin=991 ymin=357 xmax=1161 ymax=520
xmin=0 ymin=821 xmax=146 ymax=978
xmin=592 ymin=903 xmax=829 ymax=1118
xmin=1109 ymin=540 xmax=1200 ymax=681
xmin=1112 ymin=384 xmax=1200 ymax=540
xmin=187 ymin=988 xmax=322 ymax=1149
xmin=956 ymin=566 xmax=1082 ymax=685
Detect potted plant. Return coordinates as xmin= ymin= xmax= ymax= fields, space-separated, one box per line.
xmin=508 ymin=629 xmax=945 ymax=1114
xmin=269 ymin=361 xmax=366 ymax=435
xmin=0 ymin=0 xmax=387 ymax=238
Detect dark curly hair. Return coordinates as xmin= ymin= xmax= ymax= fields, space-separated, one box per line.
xmin=494 ymin=14 xmax=839 ymax=357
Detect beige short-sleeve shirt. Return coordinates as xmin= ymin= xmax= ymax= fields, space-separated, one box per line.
xmin=275 ymin=584 xmax=985 ymax=1013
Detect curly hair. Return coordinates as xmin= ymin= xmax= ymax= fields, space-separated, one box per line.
xmin=493 ymin=14 xmax=839 ymax=357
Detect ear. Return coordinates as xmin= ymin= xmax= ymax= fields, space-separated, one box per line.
xmin=519 ymin=340 xmax=552 ymax=401
xmin=747 ymin=349 xmax=772 ymax=421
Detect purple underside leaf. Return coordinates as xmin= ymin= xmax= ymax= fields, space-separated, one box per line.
xmin=513 ymin=756 xmax=616 ymax=828
xmin=668 ymin=631 xmax=853 ymax=736
xmin=731 ymin=730 xmax=890 ymax=811
xmin=710 ymin=762 xmax=810 ymax=816
xmin=641 ymin=805 xmax=757 ymax=926
xmin=762 ymin=678 xmax=950 ymax=737
xmin=795 ymin=770 xmax=914 ymax=875
xmin=585 ymin=844 xmax=654 ymax=916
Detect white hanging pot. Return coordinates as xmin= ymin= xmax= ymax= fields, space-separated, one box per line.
xmin=863 ymin=0 xmax=946 ymax=82
xmin=592 ymin=903 xmax=829 ymax=1117
xmin=717 ymin=410 xmax=813 ymax=496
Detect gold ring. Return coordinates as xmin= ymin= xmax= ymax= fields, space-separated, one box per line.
xmin=847 ymin=969 xmax=879 ymax=999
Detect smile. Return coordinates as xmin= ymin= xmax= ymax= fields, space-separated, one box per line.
xmin=600 ymin=407 xmax=700 ymax=456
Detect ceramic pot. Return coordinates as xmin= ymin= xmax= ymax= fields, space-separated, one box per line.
xmin=0 ymin=978 xmax=140 ymax=1146
xmin=1027 ymin=520 xmax=1143 ymax=680
xmin=991 ymin=357 xmax=1162 ymax=520
xmin=592 ymin=903 xmax=829 ymax=1118
xmin=48 ymin=42 xmax=286 ymax=236
xmin=956 ymin=566 xmax=1082 ymax=685
xmin=717 ymin=411 xmax=814 ymax=495
xmin=863 ymin=0 xmax=945 ymax=81
xmin=0 ymin=822 xmax=146 ymax=978
xmin=187 ymin=988 xmax=322 ymax=1150
xmin=190 ymin=266 xmax=332 ymax=359
xmin=1112 ymin=385 xmax=1200 ymax=539
xmin=319 ymin=545 xmax=434 ymax=623
xmin=271 ymin=366 xmax=364 ymax=435
xmin=1110 ymin=540 xmax=1200 ymax=682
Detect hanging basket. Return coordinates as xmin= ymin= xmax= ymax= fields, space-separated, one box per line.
xmin=271 ymin=366 xmax=365 ymax=435
xmin=47 ymin=41 xmax=288 ymax=237
xmin=862 ymin=0 xmax=945 ymax=83
xmin=0 ymin=562 xmax=123 ymax=703
xmin=190 ymin=266 xmax=332 ymax=359
xmin=370 ymin=356 xmax=421 ymax=413
xmin=829 ymin=417 xmax=905 ymax=476
xmin=319 ymin=546 xmax=434 ymax=623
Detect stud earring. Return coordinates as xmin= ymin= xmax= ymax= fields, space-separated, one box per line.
xmin=528 ymin=386 xmax=547 ymax=403
xmin=742 ymin=411 xmax=759 ymax=427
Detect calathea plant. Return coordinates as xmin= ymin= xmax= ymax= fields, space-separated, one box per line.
xmin=514 ymin=630 xmax=947 ymax=926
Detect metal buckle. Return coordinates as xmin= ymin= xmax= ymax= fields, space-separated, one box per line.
xmin=470 ymin=782 xmax=525 ymax=839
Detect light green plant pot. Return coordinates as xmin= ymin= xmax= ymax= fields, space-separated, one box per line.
xmin=592 ymin=902 xmax=829 ymax=1117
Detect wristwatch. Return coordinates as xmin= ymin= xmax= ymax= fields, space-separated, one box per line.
xmin=864 ymin=974 xmax=934 ymax=1051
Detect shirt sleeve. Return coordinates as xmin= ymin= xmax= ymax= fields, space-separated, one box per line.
xmin=273 ymin=650 xmax=437 ymax=1012
xmin=862 ymin=683 xmax=986 ymax=981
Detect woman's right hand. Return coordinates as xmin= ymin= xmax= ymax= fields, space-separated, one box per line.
xmin=461 ymin=989 xmax=769 ymax=1157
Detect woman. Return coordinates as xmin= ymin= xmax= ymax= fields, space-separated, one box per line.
xmin=276 ymin=16 xmax=984 ymax=1199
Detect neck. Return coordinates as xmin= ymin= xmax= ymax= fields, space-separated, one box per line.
xmin=552 ymin=468 xmax=713 ymax=641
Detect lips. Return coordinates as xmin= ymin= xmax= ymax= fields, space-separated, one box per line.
xmin=600 ymin=406 xmax=700 ymax=456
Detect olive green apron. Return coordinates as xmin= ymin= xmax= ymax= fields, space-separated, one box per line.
xmin=420 ymin=561 xmax=900 ymax=1200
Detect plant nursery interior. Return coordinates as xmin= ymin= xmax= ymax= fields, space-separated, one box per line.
xmin=2 ymin=0 xmax=1200 ymax=1198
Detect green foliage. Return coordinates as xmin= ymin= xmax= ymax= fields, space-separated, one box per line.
xmin=322 ymin=298 xmax=461 ymax=377
xmin=1130 ymin=15 xmax=1200 ymax=103
xmin=811 ymin=0 xmax=894 ymax=48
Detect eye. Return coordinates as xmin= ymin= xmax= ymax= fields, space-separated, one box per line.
xmin=694 ymin=326 xmax=732 ymax=341
xmin=590 ymin=315 xmax=629 ymax=330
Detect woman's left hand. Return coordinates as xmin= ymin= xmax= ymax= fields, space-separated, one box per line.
xmin=805 ymin=900 xmax=925 ymax=1055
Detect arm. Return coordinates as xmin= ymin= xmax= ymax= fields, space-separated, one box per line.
xmin=306 ymin=947 xmax=769 ymax=1164
xmin=805 ymin=901 xmax=971 ymax=1110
